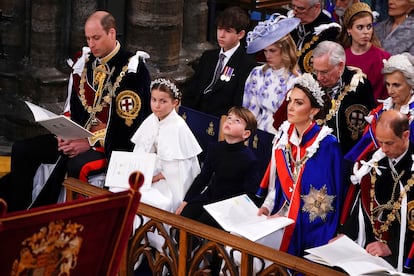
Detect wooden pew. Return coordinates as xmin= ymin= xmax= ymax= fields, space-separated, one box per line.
xmin=64 ymin=177 xmax=346 ymax=276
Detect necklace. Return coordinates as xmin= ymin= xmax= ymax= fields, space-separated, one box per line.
xmin=285 ymin=143 xmax=311 ymax=182
xmin=369 ymin=164 xmax=414 ymax=243
xmin=316 ymin=84 xmax=350 ymax=125
xmin=79 ymin=60 xmax=129 ymax=130
xmin=296 ymin=35 xmax=319 ymax=58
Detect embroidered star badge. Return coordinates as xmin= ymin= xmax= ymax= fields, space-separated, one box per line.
xmin=301 ymin=184 xmax=335 ymax=222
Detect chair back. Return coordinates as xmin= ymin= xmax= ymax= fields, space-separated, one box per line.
xmin=247 ymin=129 xmax=275 ymax=178
xmin=0 ymin=171 xmax=144 ymax=276
xmin=178 ymin=105 xmax=224 ymax=160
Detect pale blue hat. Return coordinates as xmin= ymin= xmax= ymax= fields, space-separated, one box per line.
xmin=246 ymin=13 xmax=300 ymax=54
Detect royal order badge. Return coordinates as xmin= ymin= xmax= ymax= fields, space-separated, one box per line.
xmin=408 ymin=200 xmax=414 ymax=231
xmin=345 ymin=104 xmax=369 ymax=140
xmin=301 ymin=184 xmax=335 ymax=222
xmin=116 ymin=90 xmax=141 ymax=127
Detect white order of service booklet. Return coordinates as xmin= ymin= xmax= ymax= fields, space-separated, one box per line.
xmin=104 ymin=151 xmax=156 ymax=192
xmin=203 ymin=194 xmax=294 ymax=241
xmin=304 ymin=235 xmax=403 ymax=275
xmin=25 ymin=101 xmax=93 ymax=140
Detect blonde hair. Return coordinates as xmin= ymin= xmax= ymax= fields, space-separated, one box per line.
xmin=263 ymin=35 xmax=300 ymax=76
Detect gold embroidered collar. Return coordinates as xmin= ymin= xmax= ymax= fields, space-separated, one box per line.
xmin=78 ymin=42 xmax=128 ymax=130
xmin=97 ymin=41 xmax=120 ymax=65
xmin=316 ymin=70 xmax=363 ymax=125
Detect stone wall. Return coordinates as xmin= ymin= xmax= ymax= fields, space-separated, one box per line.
xmin=0 ymin=0 xmax=214 ymax=146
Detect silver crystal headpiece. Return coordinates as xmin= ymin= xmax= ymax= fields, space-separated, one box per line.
xmin=294 ymin=73 xmax=325 ymax=107
xmin=150 ymin=78 xmax=181 ymax=100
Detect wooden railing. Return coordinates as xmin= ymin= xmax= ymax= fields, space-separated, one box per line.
xmin=0 ymin=156 xmax=10 ymax=178
xmin=64 ymin=177 xmax=346 ymax=276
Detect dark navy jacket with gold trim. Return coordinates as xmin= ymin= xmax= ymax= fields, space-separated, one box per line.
xmin=291 ymin=11 xmax=340 ymax=74
xmin=324 ymin=67 xmax=375 ymax=155
xmin=69 ymin=47 xmax=151 ymax=156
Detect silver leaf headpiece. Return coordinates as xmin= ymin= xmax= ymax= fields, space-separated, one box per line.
xmin=294 ymin=73 xmax=325 ymax=107
xmin=150 ymin=78 xmax=181 ymax=100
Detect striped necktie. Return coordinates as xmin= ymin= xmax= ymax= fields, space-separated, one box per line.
xmin=204 ymin=53 xmax=225 ymax=94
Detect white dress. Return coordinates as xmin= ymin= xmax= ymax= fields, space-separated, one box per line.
xmin=130 ymin=108 xmax=202 ymax=212
xmin=130 ymin=109 xmax=202 ymax=257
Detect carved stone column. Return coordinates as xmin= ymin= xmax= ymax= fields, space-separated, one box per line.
xmin=125 ymin=0 xmax=183 ymax=71
xmin=0 ymin=0 xmax=69 ymax=141
xmin=124 ymin=0 xmax=193 ymax=83
xmin=182 ymin=0 xmax=214 ymax=64
xmin=0 ymin=0 xmax=26 ymax=61
xmin=30 ymin=0 xmax=65 ymax=67
xmin=69 ymin=0 xmax=97 ymax=56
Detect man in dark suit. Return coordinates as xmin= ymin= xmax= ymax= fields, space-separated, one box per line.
xmin=182 ymin=6 xmax=257 ymax=117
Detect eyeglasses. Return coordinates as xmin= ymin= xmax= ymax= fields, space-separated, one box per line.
xmin=289 ymin=3 xmax=315 ymax=13
xmin=312 ymin=66 xmax=336 ymax=77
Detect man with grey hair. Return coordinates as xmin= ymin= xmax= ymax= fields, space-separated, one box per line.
xmin=289 ymin=0 xmax=341 ymax=73
xmin=312 ymin=40 xmax=375 ymax=155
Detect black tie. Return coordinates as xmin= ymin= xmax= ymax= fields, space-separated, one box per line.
xmin=204 ymin=53 xmax=225 ymax=94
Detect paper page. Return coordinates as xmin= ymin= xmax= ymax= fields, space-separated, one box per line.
xmin=25 ymin=101 xmax=57 ymax=120
xmin=203 ymin=194 xmax=294 ymax=240
xmin=303 ymin=254 xmax=332 ymax=266
xmin=37 ymin=115 xmax=93 ymax=140
xmin=339 ymin=261 xmax=399 ymax=276
xmin=304 ymin=235 xmax=396 ymax=274
xmin=235 ymin=216 xmax=293 ymax=241
xmin=105 ymin=151 xmax=156 ymax=191
xmin=25 ymin=101 xmax=93 ymax=140
xmin=305 ymin=235 xmax=368 ymax=265
xmin=203 ymin=194 xmax=262 ymax=231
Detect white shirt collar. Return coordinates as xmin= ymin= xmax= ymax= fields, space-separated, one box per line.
xmin=220 ymin=42 xmax=240 ymax=66
xmin=390 ymin=148 xmax=408 ymax=165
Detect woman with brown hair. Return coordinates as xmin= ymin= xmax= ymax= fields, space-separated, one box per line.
xmin=257 ymin=73 xmax=344 ymax=257
xmin=337 ymin=2 xmax=390 ymax=101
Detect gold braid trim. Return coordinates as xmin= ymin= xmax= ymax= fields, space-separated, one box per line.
xmin=296 ymin=35 xmax=319 ymax=58
xmin=370 ymin=165 xmax=414 ymax=243
xmin=316 ymin=68 xmax=365 ymax=125
xmin=316 ymin=85 xmax=350 ymax=125
xmin=79 ymin=61 xmax=129 ymax=130
xmin=88 ymin=128 xmax=106 ymax=147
